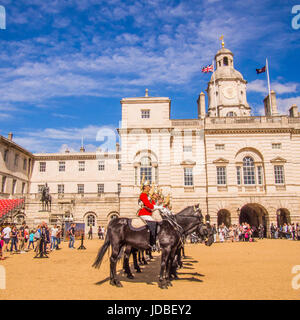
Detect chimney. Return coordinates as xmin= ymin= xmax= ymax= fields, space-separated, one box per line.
xmin=264 ymin=90 xmax=278 ymax=116
xmin=116 ymin=142 xmax=120 ymax=152
xmin=289 ymin=104 xmax=299 ymax=117
xmin=8 ymin=132 xmax=13 ymax=141
xmin=80 ymin=146 xmax=85 ymax=152
xmin=197 ymin=92 xmax=206 ymax=119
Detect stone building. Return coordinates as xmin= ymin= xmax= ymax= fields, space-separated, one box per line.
xmin=1 ymin=44 xmax=300 ymax=235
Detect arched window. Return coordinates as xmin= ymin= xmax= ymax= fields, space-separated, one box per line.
xmin=87 ymin=214 xmax=95 ymax=227
xmin=243 ymin=157 xmax=255 ymax=185
xmin=140 ymin=156 xmax=152 ymax=184
xmin=110 ymin=214 xmax=119 ymax=220
xmin=223 ymin=57 xmax=229 ymax=66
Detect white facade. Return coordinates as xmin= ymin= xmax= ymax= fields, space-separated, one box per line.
xmin=1 ymin=45 xmax=300 ymax=235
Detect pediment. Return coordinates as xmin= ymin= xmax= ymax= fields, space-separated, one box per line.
xmin=180 ymin=160 xmax=196 ymax=166
xmin=270 ymin=156 xmax=287 ymax=163
xmin=213 ymin=157 xmax=229 ymax=164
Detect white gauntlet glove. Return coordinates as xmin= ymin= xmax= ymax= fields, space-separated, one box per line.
xmin=154 ymin=205 xmax=163 ymax=211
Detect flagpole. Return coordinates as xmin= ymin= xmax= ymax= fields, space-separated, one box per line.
xmin=212 ymin=59 xmax=217 ymax=116
xmin=266 ymin=58 xmax=272 ymax=116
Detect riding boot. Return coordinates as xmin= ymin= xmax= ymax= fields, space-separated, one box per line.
xmin=147 ymin=221 xmax=157 ymax=251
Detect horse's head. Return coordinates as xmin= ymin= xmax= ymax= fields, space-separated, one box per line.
xmin=198 ymin=223 xmax=214 ymax=246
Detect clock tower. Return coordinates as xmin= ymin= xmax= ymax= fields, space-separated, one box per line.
xmin=206 ymin=43 xmax=251 ymax=117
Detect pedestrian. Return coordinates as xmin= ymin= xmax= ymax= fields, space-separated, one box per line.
xmin=10 ymin=226 xmax=18 ymax=253
xmin=28 ymin=230 xmax=35 ymax=250
xmin=98 ymin=226 xmax=102 ymax=239
xmin=50 ymin=224 xmax=58 ymax=251
xmin=68 ymin=223 xmax=76 ymax=249
xmin=88 ymin=225 xmax=93 ymax=240
xmin=2 ymin=224 xmax=11 ymax=252
xmin=56 ymin=226 xmax=62 ymax=250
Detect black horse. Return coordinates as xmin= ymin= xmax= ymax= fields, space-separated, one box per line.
xmin=121 ymin=204 xmax=211 ymax=281
xmin=92 ymin=207 xmax=187 ymax=288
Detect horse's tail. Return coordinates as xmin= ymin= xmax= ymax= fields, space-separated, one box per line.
xmin=92 ymin=230 xmax=111 ymax=269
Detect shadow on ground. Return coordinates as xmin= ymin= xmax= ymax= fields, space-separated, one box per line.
xmin=95 ymin=254 xmax=204 ymax=287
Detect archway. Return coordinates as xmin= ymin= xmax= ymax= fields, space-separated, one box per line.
xmin=84 ymin=212 xmax=97 ymax=235
xmin=276 ymin=208 xmax=291 ymax=227
xmin=217 ymin=209 xmax=231 ymax=227
xmin=239 ymin=204 xmax=268 ymax=237
xmin=107 ymin=211 xmax=119 ymax=222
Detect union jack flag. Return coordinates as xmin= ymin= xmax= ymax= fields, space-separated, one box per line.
xmin=202 ymin=64 xmax=214 ymax=73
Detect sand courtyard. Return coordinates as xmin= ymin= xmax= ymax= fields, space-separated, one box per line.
xmin=0 ymin=238 xmax=300 ymax=300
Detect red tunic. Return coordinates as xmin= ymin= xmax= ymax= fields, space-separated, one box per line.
xmin=138 ymin=192 xmax=155 ymax=216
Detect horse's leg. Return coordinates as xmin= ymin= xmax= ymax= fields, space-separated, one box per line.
xmin=138 ymin=250 xmax=142 ymax=265
xmin=147 ymin=248 xmax=154 ymax=260
xmin=110 ymin=244 xmax=123 ymax=287
xmin=123 ymin=246 xmax=134 ymax=279
xmin=132 ymin=248 xmax=141 ymax=273
xmin=159 ymin=247 xmax=170 ymax=289
xmin=142 ymin=250 xmax=148 ymax=265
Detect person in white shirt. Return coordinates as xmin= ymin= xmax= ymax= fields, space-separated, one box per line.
xmin=3 ymin=225 xmax=11 ymax=252
xmin=50 ymin=225 xmax=58 ymax=250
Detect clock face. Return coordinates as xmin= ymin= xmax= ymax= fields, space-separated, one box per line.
xmin=223 ymin=86 xmax=236 ymax=99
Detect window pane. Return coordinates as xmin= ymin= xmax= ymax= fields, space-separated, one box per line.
xmin=243 ymin=157 xmax=255 ymax=185
xmin=79 ymin=161 xmax=85 ymax=171
xmin=98 ymin=184 xmax=104 ymax=193
xmin=39 ymin=162 xmax=46 ymax=172
xmin=274 ymin=165 xmax=284 ymax=184
xmin=184 ymin=168 xmax=193 ymax=186
xmin=236 ymin=167 xmax=241 ymax=185
xmin=217 ymin=167 xmax=226 ymax=185
xmin=78 ymin=184 xmax=84 ymax=193
xmin=98 ymin=161 xmax=105 ymax=171
xmin=257 ymin=166 xmax=263 ymax=185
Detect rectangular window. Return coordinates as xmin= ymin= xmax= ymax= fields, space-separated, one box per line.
xmin=14 ymin=154 xmax=19 ymax=167
xmin=59 ymin=161 xmax=65 ymax=172
xmin=98 ymin=160 xmax=105 ymax=171
xmin=272 ymin=143 xmax=281 ymax=149
xmin=140 ymin=167 xmax=152 ymax=184
xmin=58 ymin=184 xmax=64 ymax=194
xmin=39 ymin=162 xmax=46 ymax=172
xmin=78 ymin=161 xmax=85 ymax=171
xmin=236 ymin=167 xmax=241 ymax=185
xmin=4 ymin=150 xmax=8 ymax=162
xmin=274 ymin=165 xmax=284 ymax=184
xmin=22 ymin=182 xmax=26 ymax=194
xmin=118 ymin=160 xmax=121 ymax=171
xmin=12 ymin=179 xmax=16 ymax=195
xmin=215 ymin=144 xmax=225 ymax=150
xmin=141 ymin=109 xmax=150 ymax=119
xmin=1 ymin=176 xmax=6 ymax=193
xmin=38 ymin=185 xmax=44 ymax=193
xmin=257 ymin=166 xmax=263 ymax=185
xmin=183 ymin=145 xmax=192 ymax=152
xmin=118 ymin=183 xmax=121 ymax=194
xmin=97 ymin=184 xmax=104 ymax=194
xmin=78 ymin=184 xmax=84 ymax=194
xmin=184 ymin=167 xmax=194 ymax=186
xmin=217 ymin=167 xmax=226 ymax=185
xmin=23 ymin=158 xmax=27 ymax=171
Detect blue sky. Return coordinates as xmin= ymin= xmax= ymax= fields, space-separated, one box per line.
xmin=0 ymin=0 xmax=299 ymax=153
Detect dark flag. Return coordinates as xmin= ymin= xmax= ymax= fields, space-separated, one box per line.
xmin=256 ymin=66 xmax=266 ymax=74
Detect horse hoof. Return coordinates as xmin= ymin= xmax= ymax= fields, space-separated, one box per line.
xmin=116 ymin=282 xmax=123 ymax=288
xmin=136 ymin=269 xmax=142 ymax=273
xmin=143 ymin=261 xmax=148 ymax=265
xmin=166 ymin=281 xmax=173 ymax=287
xmin=127 ymin=274 xmax=134 ymax=279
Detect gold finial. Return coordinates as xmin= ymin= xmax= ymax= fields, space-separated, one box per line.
xmin=145 ymin=88 xmax=149 ymax=97
xmin=219 ymin=35 xmax=225 ymax=48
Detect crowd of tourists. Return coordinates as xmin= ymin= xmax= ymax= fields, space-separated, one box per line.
xmin=190 ymin=222 xmax=300 ymax=243
xmin=0 ymin=222 xmax=64 ymax=259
